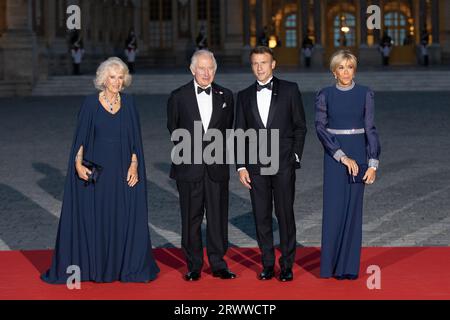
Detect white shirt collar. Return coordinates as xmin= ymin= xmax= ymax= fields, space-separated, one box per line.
xmin=194 ymin=80 xmax=212 ymax=93
xmin=257 ymin=76 xmax=273 ymax=86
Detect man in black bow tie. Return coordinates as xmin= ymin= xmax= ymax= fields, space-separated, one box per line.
xmin=235 ymin=46 xmax=307 ymax=282
xmin=167 ymin=50 xmax=235 ymax=281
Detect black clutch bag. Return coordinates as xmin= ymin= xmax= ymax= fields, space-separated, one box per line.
xmin=82 ymin=159 xmax=103 ymax=185
xmin=348 ymin=163 xmax=368 ymax=184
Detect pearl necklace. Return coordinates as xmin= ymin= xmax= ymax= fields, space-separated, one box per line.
xmin=102 ymin=92 xmax=120 ymax=113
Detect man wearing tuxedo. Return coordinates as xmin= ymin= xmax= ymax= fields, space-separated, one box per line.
xmin=235 ymin=46 xmax=307 ymax=282
xmin=167 ymin=50 xmax=236 ymax=281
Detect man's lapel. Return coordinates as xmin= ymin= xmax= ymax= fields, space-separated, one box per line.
xmin=266 ymin=76 xmax=279 ymax=129
xmin=186 ymin=80 xmax=202 ymax=124
xmin=207 ymin=83 xmax=224 ymax=130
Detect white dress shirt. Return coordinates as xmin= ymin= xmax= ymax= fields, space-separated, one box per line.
xmin=256 ymin=77 xmax=273 ymax=128
xmin=237 ymin=76 xmax=299 ymax=172
xmin=194 ymin=80 xmax=213 ymax=132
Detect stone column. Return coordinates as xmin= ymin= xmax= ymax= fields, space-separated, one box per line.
xmin=241 ymin=0 xmax=251 ymax=65
xmin=255 ymin=0 xmax=263 ymax=42
xmin=0 ymin=0 xmax=38 ymax=87
xmin=133 ymin=0 xmax=142 ymax=40
xmin=223 ymin=0 xmax=243 ymax=61
xmin=313 ymin=0 xmax=321 ymax=45
xmin=174 ymin=0 xmax=194 ymax=66
xmin=174 ymin=0 xmax=192 ymax=66
xmin=43 ymin=0 xmax=55 ymax=45
xmin=358 ymin=0 xmax=381 ymax=67
xmin=429 ymin=0 xmax=441 ymax=64
xmin=311 ymin=0 xmax=323 ymax=68
xmin=299 ymin=0 xmax=308 ymax=67
xmin=301 ymin=0 xmax=309 ymax=40
xmin=359 ymin=0 xmax=367 ymax=47
xmin=141 ymin=0 xmax=150 ymax=54
xmin=418 ymin=0 xmax=426 ymax=35
xmin=371 ymin=0 xmax=380 ymax=44
xmin=431 ymin=0 xmax=439 ymax=44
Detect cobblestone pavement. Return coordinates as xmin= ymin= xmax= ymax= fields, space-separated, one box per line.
xmin=0 ymin=91 xmax=449 ymax=250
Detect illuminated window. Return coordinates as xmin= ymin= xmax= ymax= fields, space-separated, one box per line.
xmin=285 ymin=14 xmax=297 ymax=48
xmin=384 ymin=11 xmax=408 ymax=45
xmin=333 ymin=13 xmax=356 ymax=47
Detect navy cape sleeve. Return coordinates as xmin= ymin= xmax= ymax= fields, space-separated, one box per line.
xmin=40 ymin=95 xmax=97 ymax=283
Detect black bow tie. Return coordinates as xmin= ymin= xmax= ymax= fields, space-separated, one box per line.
xmin=256 ymin=81 xmax=273 ymax=92
xmin=197 ymin=86 xmax=211 ymax=95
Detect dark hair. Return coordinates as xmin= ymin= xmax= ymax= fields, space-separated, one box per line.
xmin=250 ymin=46 xmax=275 ymax=61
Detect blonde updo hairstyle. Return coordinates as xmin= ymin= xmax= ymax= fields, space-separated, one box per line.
xmin=94 ymin=57 xmax=132 ymax=91
xmin=329 ymin=50 xmax=358 ymax=73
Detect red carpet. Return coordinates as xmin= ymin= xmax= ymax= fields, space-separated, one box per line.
xmin=1 ymin=247 xmax=449 ymax=300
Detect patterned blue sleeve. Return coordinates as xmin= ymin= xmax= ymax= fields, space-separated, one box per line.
xmin=314 ymin=89 xmax=345 ymax=161
xmin=364 ymin=88 xmax=381 ymax=168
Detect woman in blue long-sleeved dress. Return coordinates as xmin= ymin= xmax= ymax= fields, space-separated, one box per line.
xmin=41 ymin=57 xmax=159 ymax=284
xmin=315 ymin=50 xmax=380 ymax=280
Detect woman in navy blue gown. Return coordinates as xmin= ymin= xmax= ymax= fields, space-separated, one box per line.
xmin=315 ymin=50 xmax=380 ymax=280
xmin=41 ymin=57 xmax=159 ymax=284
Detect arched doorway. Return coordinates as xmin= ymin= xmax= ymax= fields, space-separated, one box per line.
xmin=270 ymin=1 xmax=300 ymax=66
xmin=149 ymin=0 xmax=173 ymax=49
xmin=325 ymin=2 xmax=358 ymax=64
xmin=196 ymin=0 xmax=222 ymax=50
xmin=333 ymin=13 xmax=356 ymax=48
xmin=382 ymin=1 xmax=416 ymax=65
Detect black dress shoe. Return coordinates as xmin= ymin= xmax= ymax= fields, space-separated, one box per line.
xmin=212 ymin=269 xmax=236 ymax=279
xmin=258 ymin=267 xmax=274 ymax=280
xmin=279 ymin=268 xmax=293 ymax=282
xmin=184 ymin=271 xmax=201 ymax=281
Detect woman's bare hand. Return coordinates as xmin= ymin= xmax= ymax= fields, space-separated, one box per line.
xmin=363 ymin=167 xmax=377 ymax=185
xmin=127 ymin=164 xmax=139 ymax=187
xmin=75 ymin=164 xmax=92 ymax=181
xmin=341 ymin=156 xmax=359 ymax=176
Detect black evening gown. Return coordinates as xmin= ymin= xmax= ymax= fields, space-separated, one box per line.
xmin=41 ymin=94 xmax=160 ymax=284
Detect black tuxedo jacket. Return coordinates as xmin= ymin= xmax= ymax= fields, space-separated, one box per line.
xmin=167 ymin=80 xmax=234 ymax=182
xmin=235 ymin=77 xmax=307 ymax=175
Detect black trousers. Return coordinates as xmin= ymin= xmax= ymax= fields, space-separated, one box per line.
xmin=176 ymin=172 xmax=229 ymax=273
xmin=73 ymin=63 xmax=80 ymax=75
xmin=127 ymin=62 xmax=135 ymax=74
xmin=249 ymin=167 xmax=297 ymax=270
xmin=305 ymin=57 xmax=311 ymax=67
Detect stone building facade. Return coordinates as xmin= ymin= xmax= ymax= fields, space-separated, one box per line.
xmin=1 ymin=0 xmax=449 ymax=92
